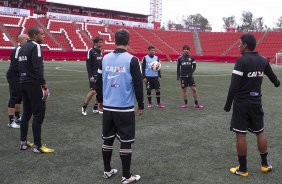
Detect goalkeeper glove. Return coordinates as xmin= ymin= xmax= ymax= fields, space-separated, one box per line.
xmin=41 ymin=85 xmax=50 ymax=101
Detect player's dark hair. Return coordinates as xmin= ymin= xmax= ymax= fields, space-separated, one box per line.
xmin=28 ymin=26 xmax=40 ymax=38
xmin=93 ymin=36 xmax=103 ymax=44
xmin=240 ymin=34 xmax=256 ymax=51
xmin=148 ymin=45 xmax=155 ymax=50
xmin=183 ymin=45 xmax=190 ymax=50
xmin=115 ymin=29 xmax=130 ymax=46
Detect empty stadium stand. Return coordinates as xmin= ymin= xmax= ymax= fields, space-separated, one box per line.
xmin=199 ymin=32 xmax=243 ymax=56
xmin=0 ymin=28 xmax=14 ymax=48
xmin=85 ymin=23 xmax=116 ymax=52
xmin=256 ymin=32 xmax=282 ymax=58
xmin=108 ymin=24 xmax=151 ymax=54
xmin=47 ymin=19 xmax=88 ymax=51
xmin=0 ymin=14 xmax=281 ymax=62
xmin=21 ymin=17 xmax=62 ymax=51
xmin=225 ymin=32 xmax=265 ymax=56
xmin=133 ymin=27 xmax=176 ymax=54
xmin=152 ymin=29 xmax=196 ymax=55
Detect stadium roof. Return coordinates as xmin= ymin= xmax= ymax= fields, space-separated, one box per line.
xmin=46 ymin=1 xmax=149 ymax=17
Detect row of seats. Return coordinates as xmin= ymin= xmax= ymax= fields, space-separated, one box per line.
xmin=225 ymin=32 xmax=264 ymax=56
xmin=109 ymin=24 xmax=151 ymax=53
xmin=153 ymin=30 xmax=196 ymax=55
xmin=0 ymin=14 xmax=281 ymax=58
xmin=85 ymin=23 xmax=116 ymax=51
xmin=47 ymin=20 xmax=87 ymax=51
xmin=134 ymin=27 xmax=176 ymax=54
xmin=21 ymin=17 xmax=62 ymax=51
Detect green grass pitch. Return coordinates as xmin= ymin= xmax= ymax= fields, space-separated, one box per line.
xmin=0 ymin=61 xmax=281 ymax=184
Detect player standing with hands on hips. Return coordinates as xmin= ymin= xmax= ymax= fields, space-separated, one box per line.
xmin=18 ymin=26 xmax=54 ymax=153
xmin=177 ymin=45 xmax=204 ymax=109
xmin=224 ymin=34 xmax=280 ymax=176
xmin=96 ymin=29 xmax=144 ymax=183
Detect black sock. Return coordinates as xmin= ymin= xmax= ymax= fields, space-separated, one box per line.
xmin=120 ymin=143 xmax=132 ymax=179
xmin=9 ymin=115 xmax=14 ymax=123
xmin=184 ymin=100 xmax=188 ymax=104
xmin=195 ymin=100 xmax=198 ymax=105
xmin=156 ymin=91 xmax=160 ymax=104
xmin=15 ymin=112 xmax=20 ymax=119
xmin=102 ymin=140 xmax=114 ymax=172
xmin=238 ymin=155 xmax=247 ymax=172
xmin=83 ymin=103 xmax=88 ymax=109
xmin=94 ymin=103 xmax=98 ymax=110
xmin=260 ymin=152 xmax=269 ymax=166
xmin=147 ymin=91 xmax=152 ymax=104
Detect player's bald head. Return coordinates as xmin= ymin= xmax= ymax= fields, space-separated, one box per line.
xmin=17 ymin=34 xmax=29 ymax=45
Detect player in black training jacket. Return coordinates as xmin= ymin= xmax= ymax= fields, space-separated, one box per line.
xmin=6 ymin=34 xmax=29 ymax=128
xmin=177 ymin=45 xmax=204 ymax=109
xmin=81 ymin=36 xmax=103 ymax=116
xmin=224 ymin=34 xmax=280 ymax=176
xmin=19 ymin=26 xmax=54 ymax=153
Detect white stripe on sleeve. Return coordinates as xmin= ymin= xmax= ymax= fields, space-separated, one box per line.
xmin=32 ymin=41 xmax=41 ymax=57
xmin=232 ymin=70 xmax=243 ymax=76
xmin=87 ymin=49 xmax=91 ymax=59
xmin=15 ymin=46 xmax=21 ymax=59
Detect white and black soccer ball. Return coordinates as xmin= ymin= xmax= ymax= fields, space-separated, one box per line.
xmin=151 ymin=61 xmax=161 ymax=71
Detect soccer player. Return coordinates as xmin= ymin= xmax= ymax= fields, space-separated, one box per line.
xmin=96 ymin=29 xmax=144 ymax=183
xmin=142 ymin=45 xmax=165 ymax=108
xmin=224 ymin=34 xmax=280 ymax=176
xmin=19 ymin=26 xmax=54 ymax=153
xmin=81 ymin=36 xmax=103 ymax=115
xmin=6 ymin=34 xmax=29 ymax=128
xmin=177 ymin=45 xmax=204 ymax=109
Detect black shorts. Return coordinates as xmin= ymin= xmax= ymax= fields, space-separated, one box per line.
xmin=7 ymin=78 xmax=22 ymax=106
xmin=230 ymin=101 xmax=264 ymax=134
xmin=181 ymin=77 xmax=196 ymax=88
xmin=102 ymin=110 xmax=135 ymax=143
xmin=89 ymin=81 xmax=96 ymax=90
xmin=145 ymin=77 xmax=160 ymax=90
xmin=88 ymin=76 xmax=97 ymax=90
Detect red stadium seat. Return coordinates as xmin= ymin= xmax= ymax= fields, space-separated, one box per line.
xmin=85 ymin=23 xmax=116 ymax=52
xmin=21 ymin=17 xmax=62 ymax=51
xmin=153 ymin=29 xmax=196 ymax=55
xmin=47 ymin=19 xmax=88 ymax=51
xmin=0 ymin=14 xmax=281 ymax=60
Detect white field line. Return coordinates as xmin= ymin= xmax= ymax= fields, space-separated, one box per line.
xmin=55 ymin=67 xmax=85 ymax=73
xmin=55 ymin=67 xmax=230 ymax=76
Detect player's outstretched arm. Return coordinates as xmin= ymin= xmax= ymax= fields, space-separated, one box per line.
xmin=264 ymin=63 xmax=280 ymax=87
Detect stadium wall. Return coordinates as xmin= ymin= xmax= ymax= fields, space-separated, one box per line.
xmin=0 ymin=50 xmax=238 ymax=62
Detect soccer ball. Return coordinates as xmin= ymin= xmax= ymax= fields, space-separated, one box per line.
xmin=151 ymin=61 xmax=161 ymax=71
